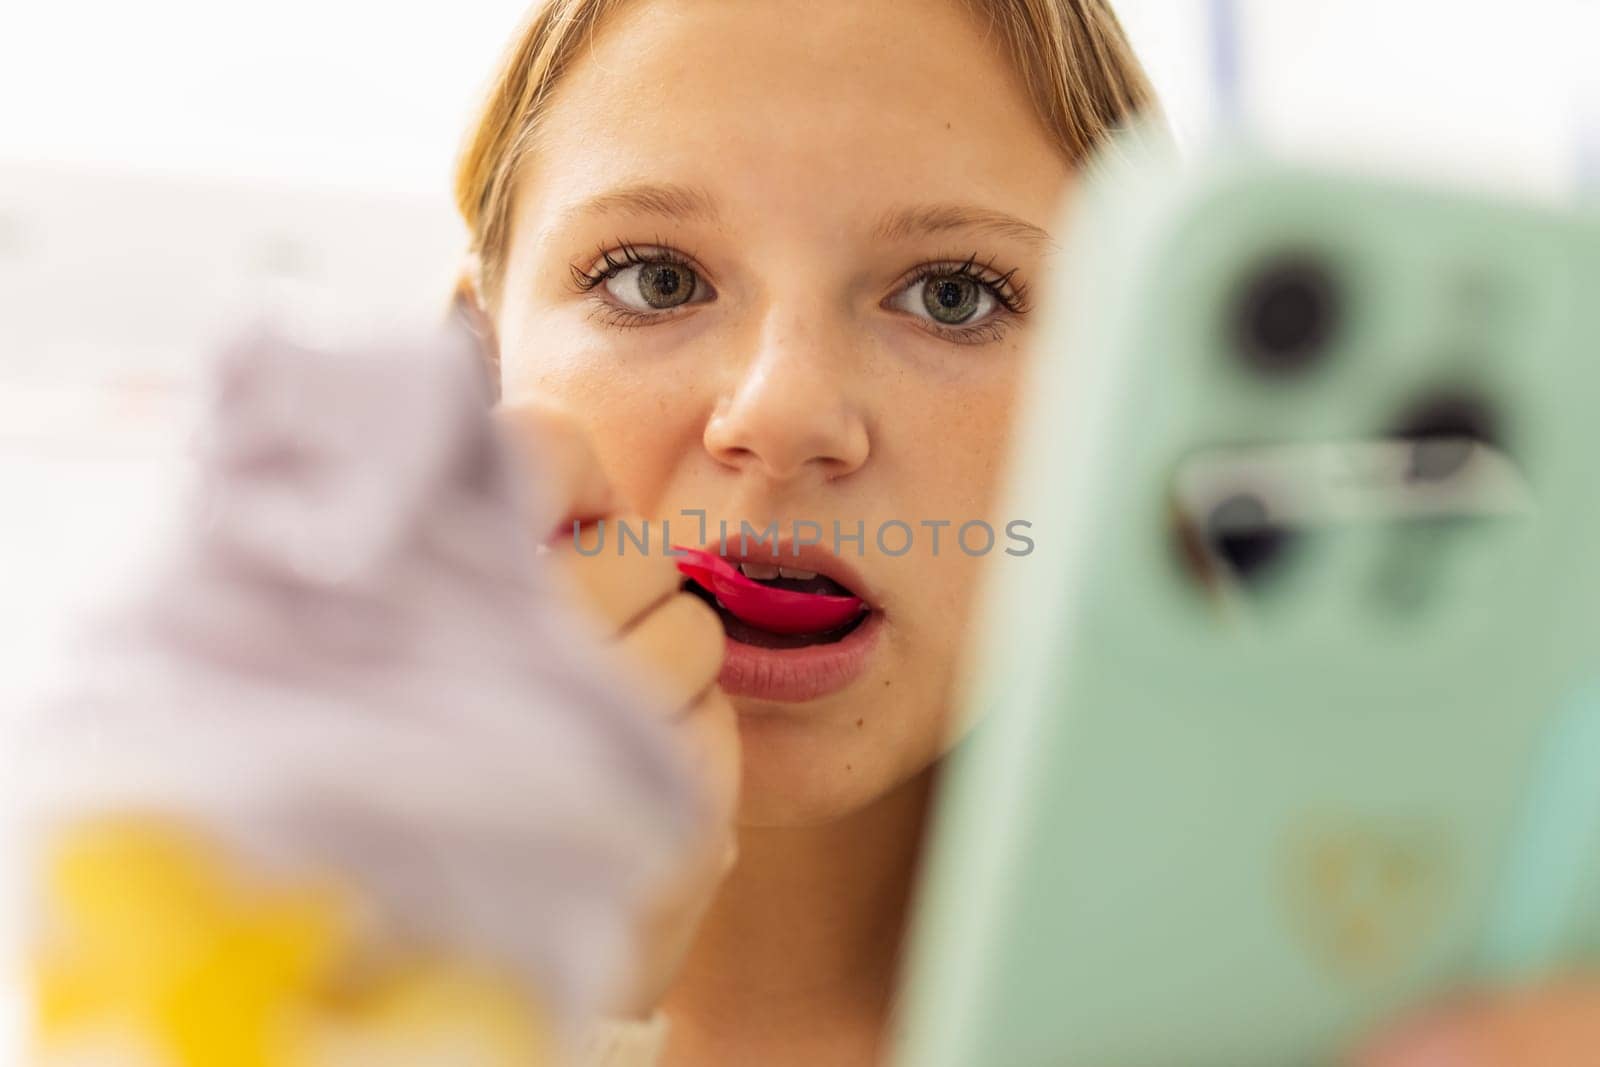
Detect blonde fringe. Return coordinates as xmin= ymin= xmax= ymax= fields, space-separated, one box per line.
xmin=454 ymin=0 xmax=1159 ymax=308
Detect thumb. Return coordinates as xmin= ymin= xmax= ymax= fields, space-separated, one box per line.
xmin=495 ymin=401 xmax=622 ymax=541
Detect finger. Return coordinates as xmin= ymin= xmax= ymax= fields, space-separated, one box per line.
xmin=1488 ymin=982 xmax=1600 ymax=1066
xmin=546 ymin=525 xmax=682 ymax=634
xmin=494 ymin=401 xmax=620 ymax=534
xmin=616 ymin=592 xmax=726 ymax=712
xmin=1353 ymin=1003 xmax=1489 ymax=1067
xmin=678 ymin=687 xmax=742 ymax=828
xmin=1355 ymin=982 xmax=1600 ymax=1067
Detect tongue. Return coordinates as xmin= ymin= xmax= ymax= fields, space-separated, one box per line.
xmin=672 ymin=547 xmax=866 ymax=635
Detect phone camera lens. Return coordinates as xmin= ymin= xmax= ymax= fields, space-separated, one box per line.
xmin=1232 ymin=255 xmax=1341 ymax=377
xmin=1205 ymin=492 xmax=1294 ymax=582
xmin=1388 ymin=389 xmax=1501 ymax=483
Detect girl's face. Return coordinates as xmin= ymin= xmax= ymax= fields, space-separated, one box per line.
xmin=494 ymin=0 xmax=1073 ymax=825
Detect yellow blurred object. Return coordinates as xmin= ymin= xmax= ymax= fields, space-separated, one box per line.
xmin=28 ymin=817 xmax=553 ymax=1067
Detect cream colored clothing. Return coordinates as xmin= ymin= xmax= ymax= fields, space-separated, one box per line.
xmin=577 ymin=1014 xmax=670 ymax=1066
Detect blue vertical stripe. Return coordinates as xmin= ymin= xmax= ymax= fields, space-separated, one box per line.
xmin=1208 ymin=0 xmax=1244 ymax=128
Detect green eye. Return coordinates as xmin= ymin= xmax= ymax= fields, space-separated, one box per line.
xmin=582 ymin=244 xmax=715 ymax=320
xmin=885 ymin=259 xmax=1024 ymax=343
xmin=634 ymin=263 xmax=695 ymax=309
xmin=921 ymin=275 xmax=982 ymax=324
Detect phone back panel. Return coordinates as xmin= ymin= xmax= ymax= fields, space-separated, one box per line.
xmin=896 ymin=147 xmax=1600 ymax=1067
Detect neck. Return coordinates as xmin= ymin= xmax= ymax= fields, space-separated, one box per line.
xmin=665 ymin=766 xmax=935 ymax=1033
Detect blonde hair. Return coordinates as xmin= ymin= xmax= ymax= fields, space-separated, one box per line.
xmin=455 ymin=0 xmax=1158 ymax=307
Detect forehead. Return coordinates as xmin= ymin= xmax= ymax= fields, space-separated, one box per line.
xmin=517 ymin=0 xmax=1071 ymax=234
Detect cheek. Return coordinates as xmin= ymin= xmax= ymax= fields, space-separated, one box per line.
xmin=497 ymin=313 xmax=708 ymax=510
xmin=892 ymin=349 xmax=1025 ymax=519
xmin=879 ymin=341 xmax=1025 ymax=674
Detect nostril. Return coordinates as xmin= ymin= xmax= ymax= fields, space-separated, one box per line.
xmin=816 ymin=454 xmax=863 ymax=481
xmin=710 ymin=444 xmax=759 ymax=470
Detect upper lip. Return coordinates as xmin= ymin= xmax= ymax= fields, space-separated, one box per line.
xmin=683 ymin=536 xmax=881 ymax=611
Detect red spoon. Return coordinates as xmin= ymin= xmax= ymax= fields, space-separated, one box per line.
xmin=672 ymin=547 xmax=866 ymax=635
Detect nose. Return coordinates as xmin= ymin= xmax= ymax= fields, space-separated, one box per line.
xmin=703 ymin=308 xmax=870 ymax=484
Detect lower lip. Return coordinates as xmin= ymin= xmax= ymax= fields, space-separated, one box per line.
xmin=718 ymin=612 xmax=883 ymax=703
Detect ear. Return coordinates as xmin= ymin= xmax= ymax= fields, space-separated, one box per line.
xmin=451 ymin=253 xmax=502 ymax=401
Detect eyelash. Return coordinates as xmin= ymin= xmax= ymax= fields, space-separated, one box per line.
xmin=569 ymin=238 xmax=698 ymax=293
xmin=568 ymin=239 xmax=706 ymax=329
xmin=569 ymin=242 xmax=1030 ymax=341
xmin=889 ymin=253 xmax=1031 ymax=345
xmin=897 ymin=253 xmax=1030 ymax=315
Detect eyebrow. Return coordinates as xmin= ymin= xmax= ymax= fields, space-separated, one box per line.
xmin=554 ymin=183 xmax=1056 ymax=252
xmin=558 ymin=181 xmax=722 ymax=227
xmin=874 ymin=202 xmax=1057 ymax=252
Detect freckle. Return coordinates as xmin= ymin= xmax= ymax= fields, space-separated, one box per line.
xmin=883 ymin=680 xmax=891 ymax=687
xmin=945 ymin=121 xmax=952 ymax=130
xmin=856 ymin=718 xmax=863 ymax=728
xmin=846 ymin=763 xmax=852 ymax=771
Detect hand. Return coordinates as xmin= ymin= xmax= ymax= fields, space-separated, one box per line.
xmin=497 ymin=401 xmax=741 ymax=1017
xmin=1353 ymin=978 xmax=1600 ymax=1066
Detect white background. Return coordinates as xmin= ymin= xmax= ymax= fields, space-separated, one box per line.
xmin=1 ymin=0 xmax=1591 ymax=212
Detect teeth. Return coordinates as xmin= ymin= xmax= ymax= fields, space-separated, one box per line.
xmin=739 ymin=562 xmax=781 ymax=580
xmin=778 ymin=567 xmax=817 ymax=580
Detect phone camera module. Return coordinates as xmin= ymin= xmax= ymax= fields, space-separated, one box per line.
xmin=1231 ymin=255 xmax=1341 ymax=377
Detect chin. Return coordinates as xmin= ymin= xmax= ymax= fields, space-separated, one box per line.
xmin=728 ymin=691 xmax=948 ymax=828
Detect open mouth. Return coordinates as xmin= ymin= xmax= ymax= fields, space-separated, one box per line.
xmin=674 ymin=547 xmax=872 ymax=650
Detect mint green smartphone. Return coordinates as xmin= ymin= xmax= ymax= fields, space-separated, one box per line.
xmin=894 ymin=140 xmax=1600 ymax=1066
